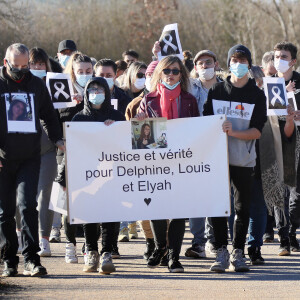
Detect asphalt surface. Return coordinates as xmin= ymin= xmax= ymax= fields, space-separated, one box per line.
xmin=1 ymin=227 xmax=300 ymax=299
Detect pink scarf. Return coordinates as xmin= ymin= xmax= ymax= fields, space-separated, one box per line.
xmin=157 ymin=83 xmax=181 ymax=119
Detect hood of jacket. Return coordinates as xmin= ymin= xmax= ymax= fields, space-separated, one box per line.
xmin=83 ymin=76 xmax=111 ymax=116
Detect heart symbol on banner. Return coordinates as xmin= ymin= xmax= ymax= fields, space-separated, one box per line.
xmin=144 ymin=198 xmax=151 ymax=206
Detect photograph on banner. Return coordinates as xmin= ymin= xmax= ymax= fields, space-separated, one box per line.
xmin=5 ymin=93 xmax=36 ymax=133
xmin=131 ymin=118 xmax=167 ymax=150
xmin=65 ymin=115 xmax=230 ymax=224
xmin=263 ymin=77 xmax=288 ymax=116
xmin=111 ymin=98 xmax=118 ymax=110
xmin=287 ymin=91 xmax=300 ymax=126
xmin=157 ymin=23 xmax=183 ymax=60
xmin=46 ymin=72 xmax=75 ymax=109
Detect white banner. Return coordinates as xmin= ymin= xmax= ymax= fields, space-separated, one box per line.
xmin=65 ymin=115 xmax=230 ymax=224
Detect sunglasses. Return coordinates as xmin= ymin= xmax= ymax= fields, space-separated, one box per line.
xmin=136 ymin=72 xmax=146 ymax=79
xmin=87 ymin=88 xmax=104 ymax=94
xmin=6 ymin=60 xmax=30 ymax=74
xmin=162 ymin=68 xmax=181 ymax=75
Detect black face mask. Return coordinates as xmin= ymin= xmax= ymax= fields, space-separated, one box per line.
xmin=6 ymin=60 xmax=30 ymax=81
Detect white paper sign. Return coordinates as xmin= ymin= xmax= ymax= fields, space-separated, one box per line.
xmin=158 ymin=23 xmax=183 ymax=60
xmin=287 ymin=91 xmax=300 ymax=126
xmin=5 ymin=93 xmax=36 ymax=133
xmin=263 ymin=77 xmax=288 ymax=116
xmin=46 ymin=72 xmax=75 ymax=109
xmin=49 ymin=182 xmax=68 ymax=215
xmin=65 ymin=116 xmax=230 ymax=224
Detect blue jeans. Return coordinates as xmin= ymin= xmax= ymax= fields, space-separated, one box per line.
xmin=0 ymin=157 xmax=41 ymax=264
xmin=189 ymin=217 xmax=206 ymax=246
xmin=248 ymin=178 xmax=267 ymax=248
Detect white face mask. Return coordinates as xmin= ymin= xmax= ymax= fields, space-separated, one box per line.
xmin=105 ymin=78 xmax=114 ymax=90
xmin=274 ymin=59 xmax=291 ymax=74
xmin=145 ymin=77 xmax=151 ymax=91
xmin=134 ymin=78 xmax=146 ymax=90
xmin=197 ymin=67 xmax=215 ymax=81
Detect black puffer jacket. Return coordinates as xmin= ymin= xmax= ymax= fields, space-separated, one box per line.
xmin=0 ymin=66 xmax=62 ymax=160
xmin=56 ymin=77 xmax=125 ymax=186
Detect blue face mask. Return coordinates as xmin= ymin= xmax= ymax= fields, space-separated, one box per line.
xmin=59 ymin=55 xmax=70 ymax=68
xmin=89 ymin=93 xmax=105 ymax=106
xmin=161 ymin=80 xmax=181 ymax=90
xmin=230 ymin=63 xmax=249 ymax=78
xmin=105 ymin=78 xmax=114 ymax=90
xmin=30 ymin=69 xmax=47 ymax=79
xmin=76 ymin=74 xmax=93 ymax=88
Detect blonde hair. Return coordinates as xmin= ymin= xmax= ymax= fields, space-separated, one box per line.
xmin=121 ymin=61 xmax=147 ymax=91
xmin=64 ymin=51 xmax=92 ymax=85
xmin=150 ymin=55 xmax=190 ymax=93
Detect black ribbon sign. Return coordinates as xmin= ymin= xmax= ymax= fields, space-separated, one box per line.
xmin=159 ymin=30 xmax=180 ymax=56
xmin=49 ymin=78 xmax=72 ymax=103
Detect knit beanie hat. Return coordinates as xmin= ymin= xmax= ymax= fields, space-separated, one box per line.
xmin=227 ymin=44 xmax=252 ymax=67
xmin=146 ymin=61 xmax=159 ymax=75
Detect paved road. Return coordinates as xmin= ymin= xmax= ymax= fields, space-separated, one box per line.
xmin=1 ymin=227 xmax=300 ymax=299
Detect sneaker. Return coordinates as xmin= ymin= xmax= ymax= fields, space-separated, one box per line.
xmin=143 ymin=238 xmax=155 ymax=260
xmin=185 ymin=244 xmax=206 ymax=258
xmin=248 ymin=247 xmax=265 ymax=265
xmin=263 ymin=233 xmax=274 ymax=243
xmin=99 ymin=252 xmax=116 ymax=274
xmin=147 ymin=248 xmax=168 ymax=268
xmin=278 ymin=239 xmax=291 ymax=256
xmin=128 ymin=223 xmax=138 ymax=239
xmin=38 ymin=238 xmax=51 ymax=257
xmin=23 ymin=261 xmax=47 ymax=277
xmin=49 ymin=227 xmax=61 ymax=243
xmin=17 ymin=231 xmax=23 ymax=254
xmin=210 ymin=247 xmax=230 ymax=273
xmin=229 ymin=249 xmax=250 ymax=272
xmin=205 ymin=241 xmax=217 ymax=257
xmin=65 ymin=243 xmax=78 ymax=263
xmin=118 ymin=227 xmax=129 ymax=242
xmin=83 ymin=250 xmax=99 ymax=272
xmin=2 ymin=261 xmax=18 ymax=277
xmin=289 ymin=234 xmax=300 ymax=252
xmin=111 ymin=245 xmax=121 ymax=259
xmin=160 ymin=254 xmax=169 ymax=266
xmin=168 ymin=259 xmax=184 ymax=273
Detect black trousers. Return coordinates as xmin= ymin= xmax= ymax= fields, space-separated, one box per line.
xmin=0 ymin=157 xmax=41 ymax=264
xmin=211 ymin=166 xmax=254 ymax=250
xmin=150 ymin=219 xmax=185 ymax=259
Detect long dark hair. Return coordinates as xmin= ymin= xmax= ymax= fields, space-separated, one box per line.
xmin=8 ymin=100 xmax=27 ymax=121
xmin=138 ymin=123 xmax=151 ymax=141
xmin=29 ymin=47 xmax=52 ymax=72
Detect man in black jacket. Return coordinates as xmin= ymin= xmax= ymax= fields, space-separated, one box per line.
xmin=0 ymin=43 xmax=64 ymax=277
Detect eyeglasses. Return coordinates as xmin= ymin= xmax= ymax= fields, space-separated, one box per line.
xmin=136 ymin=72 xmax=146 ymax=79
xmin=162 ymin=68 xmax=181 ymax=75
xmin=87 ymin=88 xmax=104 ymax=94
xmin=6 ymin=60 xmax=30 ymax=74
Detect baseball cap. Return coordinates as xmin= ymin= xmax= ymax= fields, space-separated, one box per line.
xmin=58 ymin=40 xmax=77 ymax=53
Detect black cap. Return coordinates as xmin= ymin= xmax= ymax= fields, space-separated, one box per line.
xmin=58 ymin=40 xmax=77 ymax=53
xmin=227 ymin=44 xmax=252 ymax=67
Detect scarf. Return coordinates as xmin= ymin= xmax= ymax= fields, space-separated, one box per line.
xmin=157 ymin=83 xmax=181 ymax=119
xmin=260 ymin=116 xmax=300 ymax=216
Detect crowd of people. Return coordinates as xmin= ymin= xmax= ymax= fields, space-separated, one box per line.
xmin=0 ymin=36 xmax=300 ymax=277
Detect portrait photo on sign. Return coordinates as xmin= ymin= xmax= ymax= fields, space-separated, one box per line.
xmin=158 ymin=23 xmax=183 ymax=60
xmin=131 ymin=118 xmax=168 ymax=150
xmin=263 ymin=77 xmax=288 ymax=116
xmin=46 ymin=72 xmax=75 ymax=109
xmin=5 ymin=93 xmax=36 ymax=133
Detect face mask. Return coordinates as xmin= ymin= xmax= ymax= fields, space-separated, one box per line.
xmin=230 ymin=63 xmax=249 ymax=78
xmin=59 ymin=55 xmax=70 ymax=68
xmin=105 ymin=78 xmax=114 ymax=90
xmin=197 ymin=67 xmax=215 ymax=81
xmin=274 ymin=59 xmax=291 ymax=74
xmin=145 ymin=77 xmax=152 ymax=91
xmin=89 ymin=93 xmax=105 ymax=106
xmin=134 ymin=78 xmax=146 ymax=90
xmin=30 ymin=69 xmax=47 ymax=79
xmin=161 ymin=80 xmax=181 ymax=90
xmin=76 ymin=74 xmax=92 ymax=88
xmin=6 ymin=60 xmax=29 ymax=81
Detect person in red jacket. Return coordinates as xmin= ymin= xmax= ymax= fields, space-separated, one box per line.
xmin=137 ymin=55 xmax=199 ymax=273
